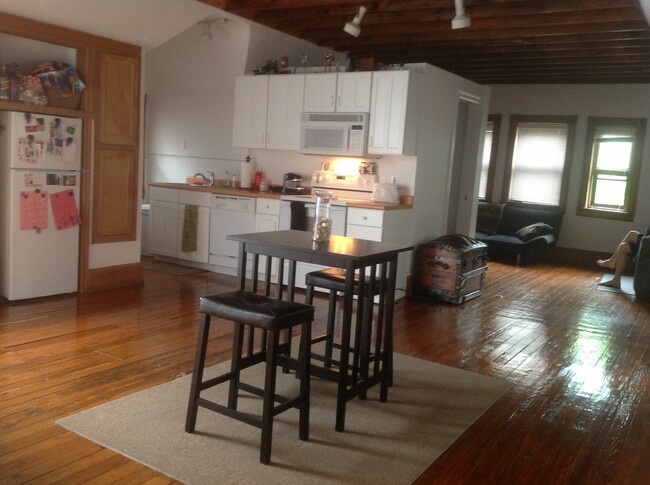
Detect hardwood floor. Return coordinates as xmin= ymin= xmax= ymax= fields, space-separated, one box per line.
xmin=1 ymin=260 xmax=648 ymax=484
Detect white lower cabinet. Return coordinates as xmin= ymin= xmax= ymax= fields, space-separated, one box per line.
xmin=346 ymin=207 xmax=413 ymax=300
xmin=255 ymin=198 xmax=280 ymax=277
xmin=346 ymin=207 xmax=385 ymax=241
xmin=149 ymin=188 xmax=211 ymax=264
xmin=149 ymin=200 xmax=180 ymax=257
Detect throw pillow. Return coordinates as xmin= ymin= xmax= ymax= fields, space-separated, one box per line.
xmin=476 ymin=202 xmax=504 ymax=235
xmin=515 ymin=222 xmax=553 ymax=242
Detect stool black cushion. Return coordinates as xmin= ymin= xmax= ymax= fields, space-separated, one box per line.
xmin=200 ymin=290 xmax=314 ymax=331
xmin=305 ymin=268 xmax=385 ymax=295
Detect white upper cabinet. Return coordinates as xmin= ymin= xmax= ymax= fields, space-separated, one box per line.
xmin=336 ymin=72 xmax=372 ymax=112
xmin=303 ymin=73 xmax=337 ymax=112
xmin=233 ymin=75 xmax=268 ymax=148
xmin=266 ymin=75 xmax=305 ymax=150
xmin=368 ymin=70 xmax=418 ymax=155
xmin=303 ymin=72 xmax=371 ymax=113
xmin=233 ymin=75 xmax=305 ymax=150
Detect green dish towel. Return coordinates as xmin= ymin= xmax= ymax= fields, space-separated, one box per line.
xmin=182 ymin=204 xmax=199 ymax=253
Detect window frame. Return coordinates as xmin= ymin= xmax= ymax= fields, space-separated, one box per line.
xmin=577 ymin=116 xmax=646 ymax=222
xmin=502 ymin=114 xmax=577 ymax=210
xmin=479 ymin=114 xmax=501 ymax=202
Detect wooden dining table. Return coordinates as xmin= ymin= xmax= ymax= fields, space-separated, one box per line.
xmin=227 ymin=229 xmax=413 ymax=432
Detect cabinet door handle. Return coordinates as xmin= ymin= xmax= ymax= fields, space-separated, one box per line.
xmin=330 ymin=95 xmax=334 ymax=106
xmin=362 ymin=216 xmax=368 ymax=220
xmin=369 ymin=136 xmax=373 ymax=147
xmin=337 ymin=95 xmax=341 ymax=107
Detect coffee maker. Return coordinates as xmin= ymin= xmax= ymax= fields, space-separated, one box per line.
xmin=282 ymin=172 xmax=305 ymax=194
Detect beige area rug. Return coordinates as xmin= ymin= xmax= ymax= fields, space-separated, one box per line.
xmin=57 ymin=352 xmax=511 ymax=485
xmin=143 ymin=261 xmax=207 ymax=276
xmin=597 ymin=274 xmax=635 ymax=295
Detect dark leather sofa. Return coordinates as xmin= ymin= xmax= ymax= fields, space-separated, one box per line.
xmin=475 ymin=202 xmax=564 ymax=264
xmin=634 ymin=236 xmax=650 ymax=298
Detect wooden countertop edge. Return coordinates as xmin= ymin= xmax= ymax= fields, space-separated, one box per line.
xmin=149 ymin=183 xmax=413 ymax=211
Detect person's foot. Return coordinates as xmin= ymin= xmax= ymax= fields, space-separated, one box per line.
xmin=597 ymin=259 xmax=616 ymax=269
xmin=599 ymin=278 xmax=620 ymax=288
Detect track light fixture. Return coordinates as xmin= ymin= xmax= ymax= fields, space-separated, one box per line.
xmin=198 ymin=18 xmax=228 ymax=42
xmin=451 ymin=0 xmax=471 ymax=29
xmin=343 ymin=6 xmax=367 ymax=37
xmin=201 ymin=22 xmax=212 ymax=42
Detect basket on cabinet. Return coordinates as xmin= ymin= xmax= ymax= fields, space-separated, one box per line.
xmin=45 ymin=88 xmax=81 ymax=109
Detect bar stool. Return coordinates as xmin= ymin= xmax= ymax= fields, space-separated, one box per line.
xmin=304 ymin=268 xmax=387 ymax=388
xmin=185 ymin=290 xmax=314 ymax=464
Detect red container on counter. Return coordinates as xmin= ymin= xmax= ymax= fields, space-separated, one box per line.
xmin=253 ymin=171 xmax=264 ymax=191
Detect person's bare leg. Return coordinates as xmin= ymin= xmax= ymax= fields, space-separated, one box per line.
xmin=598 ymin=231 xmax=640 ymax=269
xmin=600 ymin=245 xmax=632 ymax=288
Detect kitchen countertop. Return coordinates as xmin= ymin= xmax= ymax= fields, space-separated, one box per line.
xmin=149 ymin=182 xmax=413 ymax=211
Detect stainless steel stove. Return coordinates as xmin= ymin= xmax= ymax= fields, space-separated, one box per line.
xmin=278 ymin=165 xmax=378 ymax=289
xmin=280 ymin=170 xmax=378 ymax=205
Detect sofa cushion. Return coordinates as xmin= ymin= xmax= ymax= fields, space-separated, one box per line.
xmin=497 ymin=204 xmax=563 ymax=239
xmin=480 ymin=234 xmax=525 ymax=245
xmin=515 ymin=222 xmax=554 ymax=242
xmin=476 ymin=202 xmax=504 ymax=236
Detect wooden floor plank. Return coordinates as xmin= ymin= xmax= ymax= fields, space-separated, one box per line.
xmin=0 ymin=259 xmax=648 ymax=483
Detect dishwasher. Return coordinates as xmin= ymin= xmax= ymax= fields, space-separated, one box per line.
xmin=209 ymin=195 xmax=255 ymax=269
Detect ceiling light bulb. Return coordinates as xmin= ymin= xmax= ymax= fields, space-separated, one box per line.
xmin=343 ymin=6 xmax=367 ymax=37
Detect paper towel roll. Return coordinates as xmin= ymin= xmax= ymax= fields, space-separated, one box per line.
xmin=240 ymin=161 xmax=252 ymax=189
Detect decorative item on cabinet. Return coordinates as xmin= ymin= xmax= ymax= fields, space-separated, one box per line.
xmin=352 ymin=55 xmax=376 ymax=72
xmin=253 ymin=60 xmax=279 ymax=75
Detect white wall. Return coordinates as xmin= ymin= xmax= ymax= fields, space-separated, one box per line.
xmin=0 ymin=33 xmax=76 ymax=66
xmin=488 ymin=84 xmax=650 ymax=253
xmin=410 ymin=64 xmax=490 ymax=247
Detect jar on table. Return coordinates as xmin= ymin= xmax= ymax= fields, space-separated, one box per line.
xmin=312 ymin=190 xmax=333 ymax=242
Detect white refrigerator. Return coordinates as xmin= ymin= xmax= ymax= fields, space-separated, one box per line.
xmin=0 ymin=111 xmax=82 ymax=300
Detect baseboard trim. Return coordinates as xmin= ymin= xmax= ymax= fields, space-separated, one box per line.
xmin=84 ymin=262 xmax=144 ymax=293
xmin=547 ymin=246 xmax=609 ymax=268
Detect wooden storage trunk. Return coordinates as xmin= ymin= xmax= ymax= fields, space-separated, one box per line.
xmin=413 ymin=234 xmax=488 ymax=304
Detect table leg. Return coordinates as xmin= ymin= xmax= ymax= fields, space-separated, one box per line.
xmin=335 ymin=265 xmax=355 ymax=432
xmin=236 ymin=243 xmax=247 ymax=291
xmin=380 ymin=258 xmax=398 ymax=402
xmin=358 ymin=265 xmax=374 ymax=400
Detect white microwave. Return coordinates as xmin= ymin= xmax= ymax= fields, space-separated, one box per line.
xmin=300 ymin=112 xmax=368 ymax=156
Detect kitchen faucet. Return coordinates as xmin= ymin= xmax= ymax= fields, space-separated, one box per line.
xmin=194 ymin=172 xmax=215 ymax=185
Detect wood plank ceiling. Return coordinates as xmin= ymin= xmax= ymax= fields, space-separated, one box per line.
xmin=200 ymin=0 xmax=650 ymax=84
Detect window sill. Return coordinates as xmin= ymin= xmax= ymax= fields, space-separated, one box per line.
xmin=576 ymin=207 xmax=634 ymax=222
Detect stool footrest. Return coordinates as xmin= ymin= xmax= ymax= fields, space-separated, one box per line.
xmin=197 ymin=384 xmax=305 ymax=427
xmin=197 ymin=397 xmax=263 ymax=428
xmin=237 ymin=381 xmax=297 ymax=406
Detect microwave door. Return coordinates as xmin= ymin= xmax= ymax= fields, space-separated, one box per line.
xmin=300 ymin=124 xmax=349 ymax=155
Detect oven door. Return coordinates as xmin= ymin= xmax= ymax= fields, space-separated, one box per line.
xmin=279 ymin=200 xmax=346 ymax=236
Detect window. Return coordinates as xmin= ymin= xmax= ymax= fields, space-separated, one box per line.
xmin=478 ymin=114 xmax=501 ymax=201
xmin=578 ymin=117 xmax=645 ymax=221
xmin=503 ymin=115 xmax=577 ymax=208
